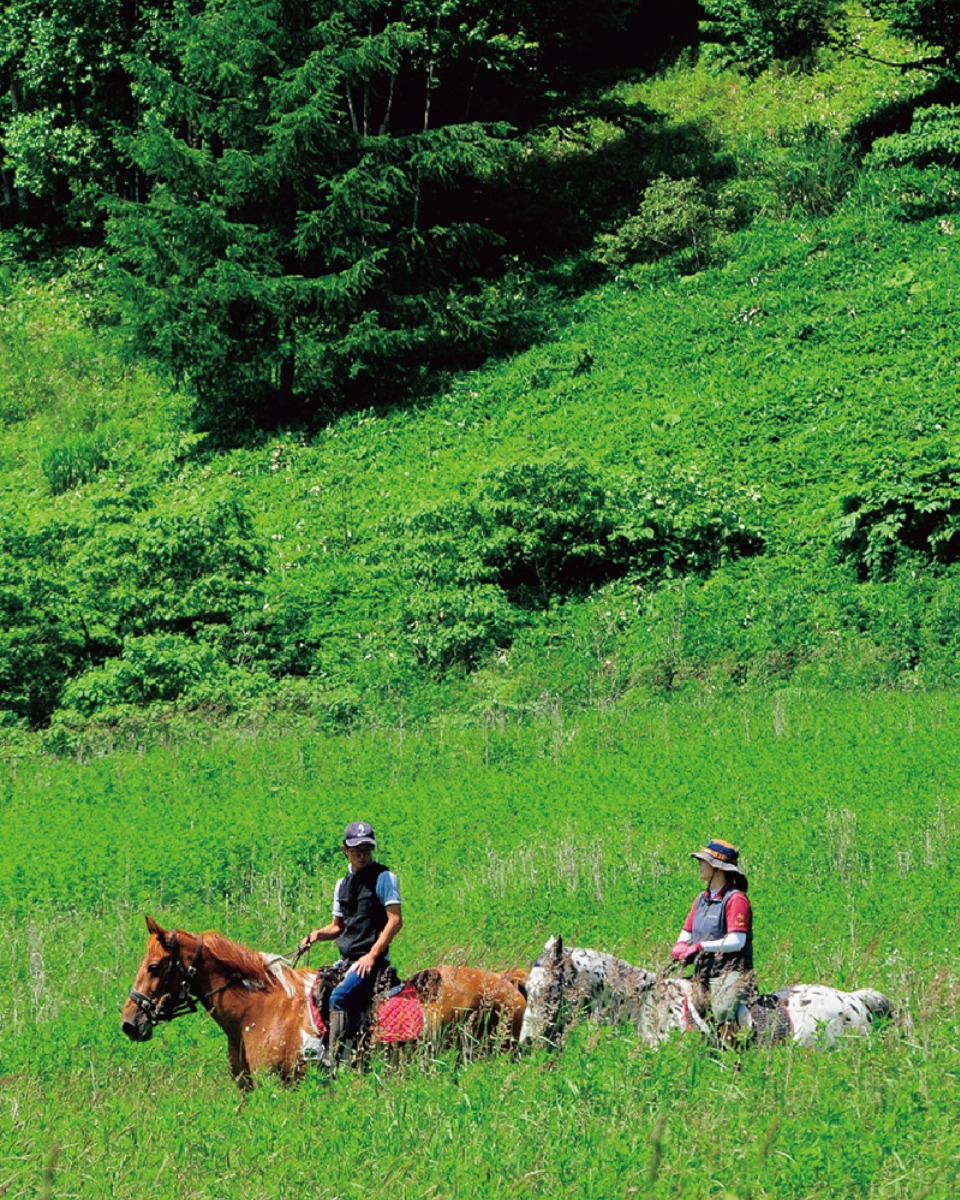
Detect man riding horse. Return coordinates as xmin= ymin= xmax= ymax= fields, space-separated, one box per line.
xmin=298 ymin=820 xmax=403 ymax=1066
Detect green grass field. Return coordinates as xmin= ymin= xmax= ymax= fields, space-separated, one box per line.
xmin=3 ymin=691 xmax=958 ymax=1198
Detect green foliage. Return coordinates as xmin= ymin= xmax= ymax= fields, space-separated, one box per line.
xmin=700 ymin=0 xmax=845 ymax=77
xmin=615 ymin=466 xmax=765 ymax=580
xmin=39 ymin=427 xmax=111 ymax=493
xmin=103 ymin=0 xmax=531 ymax=431
xmin=835 ymin=442 xmax=960 ymax=580
xmin=59 ymin=633 xmax=228 ymax=714
xmin=743 ymin=120 xmax=860 ymax=217
xmin=870 ymin=104 xmax=960 ymax=167
xmin=0 ymin=0 xmax=139 ymax=223
xmin=593 ymin=174 xmax=734 ymax=271
xmin=866 ymin=0 xmax=960 ymax=73
xmin=0 ymin=490 xmax=314 ymax=726
xmin=0 ymin=546 xmax=85 ymax=726
xmin=867 ymin=106 xmax=960 ymax=218
xmin=393 ymin=459 xmax=765 ymax=674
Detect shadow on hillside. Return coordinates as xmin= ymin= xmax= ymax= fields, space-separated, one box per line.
xmin=308 ymin=93 xmax=736 ymax=437
xmin=845 ymin=77 xmax=960 ymax=155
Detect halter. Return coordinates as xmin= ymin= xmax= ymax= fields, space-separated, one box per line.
xmin=128 ymin=930 xmax=205 ymax=1027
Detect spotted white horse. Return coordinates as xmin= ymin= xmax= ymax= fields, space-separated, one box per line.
xmin=519 ymin=936 xmax=894 ymax=1049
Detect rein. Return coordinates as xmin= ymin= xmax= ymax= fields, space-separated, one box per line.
xmin=128 ymin=930 xmax=206 ymax=1028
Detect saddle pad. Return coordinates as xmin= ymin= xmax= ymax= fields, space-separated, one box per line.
xmin=750 ymin=992 xmax=794 ymax=1045
xmin=372 ymin=982 xmax=425 ymax=1043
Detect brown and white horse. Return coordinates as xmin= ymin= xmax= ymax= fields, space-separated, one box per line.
xmin=122 ymin=917 xmax=527 ymax=1090
xmin=519 ymin=936 xmax=894 ymax=1050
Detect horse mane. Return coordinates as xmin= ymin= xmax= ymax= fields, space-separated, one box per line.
xmin=199 ymin=930 xmax=289 ymax=992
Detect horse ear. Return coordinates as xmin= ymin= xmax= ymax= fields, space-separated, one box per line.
xmin=145 ymin=915 xmax=168 ymax=946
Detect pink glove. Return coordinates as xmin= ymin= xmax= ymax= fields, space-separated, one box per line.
xmin=670 ymin=940 xmax=691 ymax=961
xmin=680 ymin=941 xmax=702 ymax=962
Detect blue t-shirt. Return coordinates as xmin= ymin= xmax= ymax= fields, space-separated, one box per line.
xmin=332 ymin=868 xmax=401 ymax=917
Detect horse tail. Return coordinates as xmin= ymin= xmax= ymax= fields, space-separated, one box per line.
xmin=406 ymin=967 xmax=444 ymax=1004
xmin=853 ymin=988 xmax=895 ymax=1020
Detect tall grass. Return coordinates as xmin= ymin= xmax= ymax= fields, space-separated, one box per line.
xmin=2 ymin=693 xmax=958 ymax=1196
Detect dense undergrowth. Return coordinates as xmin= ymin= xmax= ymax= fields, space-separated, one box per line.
xmin=4 ymin=21 xmax=960 ymax=1199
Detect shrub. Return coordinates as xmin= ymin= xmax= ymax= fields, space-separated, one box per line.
xmin=393 ymin=458 xmax=766 ymax=674
xmin=613 ymin=466 xmax=766 ymax=581
xmin=700 ymin=0 xmax=844 ymax=77
xmin=835 ymin=443 xmax=960 ymax=580
xmin=59 ymin=635 xmax=228 ymax=715
xmin=401 ymin=584 xmax=520 ymax=674
xmin=0 ymin=550 xmax=86 ymax=726
xmin=592 ymin=175 xmax=732 ymax=271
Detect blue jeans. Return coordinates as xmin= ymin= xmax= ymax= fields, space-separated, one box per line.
xmin=329 ymin=961 xmax=381 ymax=1017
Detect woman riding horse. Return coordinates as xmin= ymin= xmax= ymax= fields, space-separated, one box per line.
xmin=671 ymin=837 xmax=755 ymax=1044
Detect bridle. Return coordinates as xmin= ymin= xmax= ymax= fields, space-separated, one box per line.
xmin=128 ymin=930 xmax=206 ymax=1027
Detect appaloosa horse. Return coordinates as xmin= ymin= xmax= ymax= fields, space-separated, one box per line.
xmin=519 ymin=936 xmax=894 ymax=1049
xmin=122 ymin=917 xmax=527 ymax=1090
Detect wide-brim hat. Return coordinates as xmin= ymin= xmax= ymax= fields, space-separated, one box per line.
xmin=691 ymin=838 xmax=746 ymax=876
xmin=343 ymin=820 xmax=377 ymax=847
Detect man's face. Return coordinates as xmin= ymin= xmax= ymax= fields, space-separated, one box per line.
xmin=344 ymin=843 xmax=374 ymax=870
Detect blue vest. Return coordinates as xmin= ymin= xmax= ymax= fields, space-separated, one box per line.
xmin=336 ymin=862 xmax=389 ymax=961
xmin=690 ymin=886 xmax=753 ymax=976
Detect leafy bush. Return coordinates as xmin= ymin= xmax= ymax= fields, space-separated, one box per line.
xmin=0 ymin=491 xmax=315 ymax=725
xmin=700 ymin=0 xmax=844 ymax=76
xmin=59 ymin=634 xmax=228 ymax=715
xmin=835 ymin=443 xmax=960 ymax=580
xmin=614 ymin=466 xmax=766 ymax=581
xmin=593 ymin=175 xmax=732 ymax=271
xmin=393 ymin=458 xmax=765 ymax=674
xmin=401 ymin=584 xmax=520 ymax=674
xmin=869 ymin=104 xmax=960 ymax=169
xmin=40 ymin=429 xmax=112 ymax=494
xmin=867 ymin=106 xmax=960 ymax=218
xmin=0 ymin=550 xmax=86 ymax=726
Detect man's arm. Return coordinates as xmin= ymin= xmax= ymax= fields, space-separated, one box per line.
xmin=298 ymin=915 xmax=344 ymax=955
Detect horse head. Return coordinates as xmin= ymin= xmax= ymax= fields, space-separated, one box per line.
xmin=520 ymin=936 xmax=668 ymax=1046
xmin=519 ymin=935 xmax=574 ymax=1046
xmin=121 ymin=916 xmax=202 ymax=1042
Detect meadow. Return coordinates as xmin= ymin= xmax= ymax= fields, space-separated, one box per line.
xmin=3 ymin=690 xmax=959 ymax=1198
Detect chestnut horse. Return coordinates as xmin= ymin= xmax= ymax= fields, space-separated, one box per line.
xmin=122 ymin=917 xmax=527 ymax=1090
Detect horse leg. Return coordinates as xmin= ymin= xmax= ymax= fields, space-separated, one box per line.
xmin=228 ymin=1038 xmax=253 ymax=1092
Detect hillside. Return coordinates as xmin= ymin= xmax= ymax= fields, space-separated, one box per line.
xmin=2 ymin=21 xmax=959 ymax=753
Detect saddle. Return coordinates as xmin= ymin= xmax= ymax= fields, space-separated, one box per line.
xmin=746 ymin=990 xmax=795 ymax=1045
xmin=686 ymin=984 xmax=795 ymax=1046
xmin=309 ymin=961 xmax=402 ymax=1042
